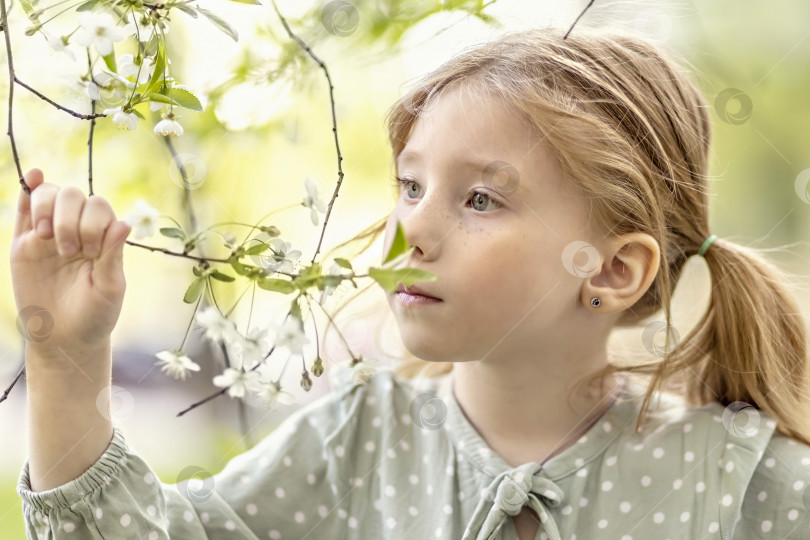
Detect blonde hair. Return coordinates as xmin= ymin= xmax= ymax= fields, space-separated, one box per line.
xmin=332 ymin=26 xmax=810 ymax=444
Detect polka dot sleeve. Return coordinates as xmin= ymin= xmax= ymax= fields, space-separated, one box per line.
xmin=16 ymin=376 xmax=370 ymax=539
xmin=734 ymin=432 xmax=810 ymax=539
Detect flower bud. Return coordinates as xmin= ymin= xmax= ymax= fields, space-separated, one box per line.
xmin=300 ymin=370 xmax=313 ymax=392
xmin=311 ymin=357 xmax=324 ymax=377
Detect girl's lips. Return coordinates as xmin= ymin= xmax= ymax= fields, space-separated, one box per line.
xmin=395 ymin=291 xmax=442 ymax=305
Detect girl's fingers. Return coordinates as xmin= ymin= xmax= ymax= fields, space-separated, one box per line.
xmin=78 ymin=196 xmax=115 ymax=259
xmin=13 ymin=168 xmax=45 ymax=239
xmin=29 ymin=182 xmax=60 ymax=241
xmin=52 ymin=186 xmax=87 ymax=258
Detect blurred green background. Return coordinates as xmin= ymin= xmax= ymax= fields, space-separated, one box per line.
xmin=1 ymin=0 xmax=810 ymax=537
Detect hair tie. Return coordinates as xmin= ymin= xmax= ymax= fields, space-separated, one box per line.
xmin=698 ymin=234 xmax=718 ymax=257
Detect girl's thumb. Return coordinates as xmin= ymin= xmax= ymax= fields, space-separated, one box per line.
xmin=96 ymin=220 xmax=132 ymax=276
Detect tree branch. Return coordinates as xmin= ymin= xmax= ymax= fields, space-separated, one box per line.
xmin=564 ymin=0 xmax=596 ymax=40
xmin=270 ymin=0 xmax=346 ymax=266
xmin=14 ymin=76 xmax=107 ymax=120
xmin=0 ymin=362 xmax=25 ymax=404
xmin=1 ymin=0 xmax=30 ymax=195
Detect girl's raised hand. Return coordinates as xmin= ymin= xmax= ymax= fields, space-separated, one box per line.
xmin=9 ymin=168 xmax=132 ymax=369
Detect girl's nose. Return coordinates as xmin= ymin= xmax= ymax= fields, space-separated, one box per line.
xmin=398 ymin=197 xmax=448 ymax=264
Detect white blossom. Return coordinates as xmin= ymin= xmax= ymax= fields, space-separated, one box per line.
xmin=275 ymin=317 xmax=310 ymax=355
xmin=251 ymin=380 xmax=296 ymax=409
xmin=350 ymin=358 xmax=379 ymax=385
xmin=102 ymin=106 xmax=139 ymax=130
xmin=124 ymin=199 xmax=159 ymax=239
xmin=212 ymin=368 xmax=262 ymax=398
xmin=260 ymin=238 xmax=301 ymax=273
xmin=43 ymin=32 xmax=75 ymax=60
xmin=302 ymin=177 xmax=327 ymax=226
xmin=118 ymin=53 xmax=155 ymax=84
xmin=155 ymin=349 xmax=200 ymax=380
xmin=154 ymin=117 xmax=184 ymax=137
xmin=74 ymin=12 xmax=129 ymax=57
xmin=227 ymin=326 xmax=271 ymax=371
xmin=194 ymin=306 xmax=240 ymax=344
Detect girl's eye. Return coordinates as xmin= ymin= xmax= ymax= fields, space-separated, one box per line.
xmin=393 ymin=177 xmax=502 ymax=212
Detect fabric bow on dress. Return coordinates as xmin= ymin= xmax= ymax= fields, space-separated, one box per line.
xmin=463 ymin=461 xmax=565 ymax=540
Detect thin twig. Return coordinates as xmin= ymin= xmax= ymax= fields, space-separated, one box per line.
xmin=270 ymin=0 xmax=345 ymax=265
xmin=563 ymin=0 xmax=596 ymax=40
xmin=15 ymin=77 xmax=107 ymax=120
xmin=177 ymin=306 xmax=299 ymax=417
xmin=123 ymin=239 xmax=231 ymax=263
xmin=87 ymin=52 xmax=97 ymax=196
xmin=1 ymin=0 xmax=30 ymax=195
xmin=163 ymin=134 xmax=198 ymax=234
xmin=0 ymin=362 xmax=25 ymax=404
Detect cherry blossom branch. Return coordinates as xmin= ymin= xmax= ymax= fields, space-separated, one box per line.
xmin=269 ymin=0 xmax=345 ymax=266
xmin=14 ymin=76 xmax=107 ymax=120
xmin=0 ymin=362 xmax=25 ymax=404
xmin=564 ymin=0 xmax=596 ymax=40
xmin=1 ymin=0 xmax=30 ymax=195
xmin=176 ymin=342 xmax=279 ymax=417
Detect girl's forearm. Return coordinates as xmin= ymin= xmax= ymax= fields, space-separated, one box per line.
xmin=25 ymin=342 xmax=114 ymax=492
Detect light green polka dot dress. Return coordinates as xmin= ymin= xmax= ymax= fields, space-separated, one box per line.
xmin=17 ymin=364 xmax=810 ymax=539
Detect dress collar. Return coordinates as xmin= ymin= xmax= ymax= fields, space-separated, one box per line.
xmin=435 ymin=371 xmax=646 ymax=481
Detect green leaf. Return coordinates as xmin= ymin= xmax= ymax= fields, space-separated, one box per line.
xmin=158 ymin=87 xmax=204 ymax=112
xmin=159 ymin=227 xmax=186 ymax=240
xmin=173 ymin=3 xmax=198 ymax=17
xmin=75 ymin=0 xmax=98 ymax=11
xmin=334 ymin=257 xmax=353 ymax=270
xmin=101 ymin=52 xmax=117 ymax=74
xmin=367 ymin=267 xmax=438 ymax=293
xmin=383 ymin=220 xmax=408 ymax=264
xmin=19 ymin=0 xmax=39 ymax=20
xmin=197 ymin=7 xmax=238 ymax=41
xmin=183 ymin=277 xmax=205 ymax=303
xmin=228 ymin=257 xmax=262 ymax=278
xmin=210 ymin=270 xmax=235 ymax=282
xmin=192 ymin=266 xmax=202 ymax=277
xmin=257 ymin=278 xmax=296 ymax=294
xmin=131 ymin=108 xmax=146 ymax=120
xmin=245 ymin=241 xmax=271 ymax=256
xmin=142 ymin=41 xmax=166 ymax=99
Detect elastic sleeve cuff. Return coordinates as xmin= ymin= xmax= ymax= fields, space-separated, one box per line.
xmin=17 ymin=426 xmax=128 ymax=515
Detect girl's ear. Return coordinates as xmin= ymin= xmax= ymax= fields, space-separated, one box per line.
xmin=582 ymin=232 xmax=660 ymax=312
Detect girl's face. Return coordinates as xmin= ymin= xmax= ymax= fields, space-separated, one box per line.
xmin=383 ymin=85 xmax=600 ymax=365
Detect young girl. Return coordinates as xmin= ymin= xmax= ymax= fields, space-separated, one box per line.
xmin=11 ymin=26 xmax=810 ymax=540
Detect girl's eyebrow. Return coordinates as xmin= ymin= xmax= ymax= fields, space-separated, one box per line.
xmin=397 ymin=150 xmax=499 ymax=173
xmin=397 ymin=150 xmax=526 ymax=197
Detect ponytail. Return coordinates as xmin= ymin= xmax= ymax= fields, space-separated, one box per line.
xmin=644 ymin=238 xmax=810 ymax=444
